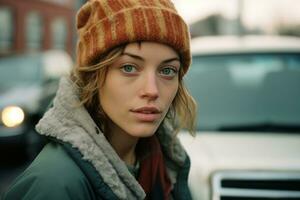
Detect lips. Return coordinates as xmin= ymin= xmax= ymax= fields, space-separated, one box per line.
xmin=131 ymin=106 xmax=161 ymax=113
xmin=130 ymin=106 xmax=162 ymax=122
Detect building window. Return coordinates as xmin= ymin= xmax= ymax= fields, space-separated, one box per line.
xmin=26 ymin=12 xmax=43 ymax=51
xmin=0 ymin=7 xmax=14 ymax=52
xmin=51 ymin=18 xmax=67 ymax=50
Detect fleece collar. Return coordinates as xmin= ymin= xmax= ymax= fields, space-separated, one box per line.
xmin=35 ymin=77 xmax=187 ymax=200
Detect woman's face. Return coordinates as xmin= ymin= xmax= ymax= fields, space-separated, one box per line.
xmin=99 ymin=42 xmax=180 ymax=138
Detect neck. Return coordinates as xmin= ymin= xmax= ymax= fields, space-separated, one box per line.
xmin=106 ymin=124 xmax=139 ymax=166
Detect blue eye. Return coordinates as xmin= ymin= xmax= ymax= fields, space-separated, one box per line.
xmin=121 ymin=64 xmax=137 ymax=73
xmin=160 ymin=67 xmax=178 ymax=77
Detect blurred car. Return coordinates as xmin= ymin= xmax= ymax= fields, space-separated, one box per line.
xmin=0 ymin=50 xmax=72 ymax=159
xmin=179 ymin=36 xmax=300 ymax=200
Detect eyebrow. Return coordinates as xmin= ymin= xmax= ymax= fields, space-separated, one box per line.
xmin=122 ymin=52 xmax=180 ymax=64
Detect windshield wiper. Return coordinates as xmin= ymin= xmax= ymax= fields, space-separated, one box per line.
xmin=218 ymin=122 xmax=300 ymax=133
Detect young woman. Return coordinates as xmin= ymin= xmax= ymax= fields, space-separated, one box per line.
xmin=3 ymin=0 xmax=196 ymax=199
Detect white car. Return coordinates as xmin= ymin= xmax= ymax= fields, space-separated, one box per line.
xmin=179 ymin=36 xmax=300 ymax=200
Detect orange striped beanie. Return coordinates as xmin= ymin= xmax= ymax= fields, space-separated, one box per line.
xmin=76 ymin=0 xmax=191 ymax=74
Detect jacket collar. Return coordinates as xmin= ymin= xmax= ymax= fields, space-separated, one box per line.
xmin=36 ymin=77 xmax=187 ymax=199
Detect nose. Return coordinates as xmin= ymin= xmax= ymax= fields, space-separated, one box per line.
xmin=140 ymin=72 xmax=159 ymax=100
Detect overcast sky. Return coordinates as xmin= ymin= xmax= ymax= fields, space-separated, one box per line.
xmin=172 ymin=0 xmax=300 ymax=32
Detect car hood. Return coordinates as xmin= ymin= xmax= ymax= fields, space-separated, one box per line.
xmin=179 ymin=131 xmax=300 ymax=180
xmin=0 ymin=85 xmax=41 ymax=112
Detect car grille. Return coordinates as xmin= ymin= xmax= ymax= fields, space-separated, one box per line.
xmin=212 ymin=171 xmax=300 ymax=200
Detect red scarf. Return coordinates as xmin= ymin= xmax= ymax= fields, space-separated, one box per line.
xmin=137 ymin=136 xmax=172 ymax=199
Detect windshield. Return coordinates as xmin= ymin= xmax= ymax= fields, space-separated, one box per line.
xmin=185 ymin=53 xmax=300 ymax=131
xmin=0 ymin=55 xmax=42 ymax=90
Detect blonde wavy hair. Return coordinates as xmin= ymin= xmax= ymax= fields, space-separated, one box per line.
xmin=71 ymin=43 xmax=197 ymax=136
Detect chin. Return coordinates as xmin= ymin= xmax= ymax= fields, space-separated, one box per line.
xmin=126 ymin=124 xmax=160 ymax=138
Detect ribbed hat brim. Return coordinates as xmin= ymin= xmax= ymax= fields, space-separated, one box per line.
xmin=76 ymin=0 xmax=191 ymax=73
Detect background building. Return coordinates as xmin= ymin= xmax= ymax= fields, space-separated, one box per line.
xmin=0 ymin=0 xmax=82 ymax=57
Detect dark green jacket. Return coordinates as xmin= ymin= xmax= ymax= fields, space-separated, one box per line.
xmin=3 ymin=77 xmax=192 ymax=200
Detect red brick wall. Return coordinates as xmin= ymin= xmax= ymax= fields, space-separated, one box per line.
xmin=0 ymin=0 xmax=76 ymax=56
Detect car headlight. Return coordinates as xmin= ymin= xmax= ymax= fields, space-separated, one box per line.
xmin=1 ymin=106 xmax=25 ymax=127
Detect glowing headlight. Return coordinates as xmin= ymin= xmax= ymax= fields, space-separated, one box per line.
xmin=1 ymin=106 xmax=25 ymax=127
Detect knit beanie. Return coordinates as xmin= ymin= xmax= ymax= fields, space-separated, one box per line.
xmin=76 ymin=0 xmax=191 ymax=74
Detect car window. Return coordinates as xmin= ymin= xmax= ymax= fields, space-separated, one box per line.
xmin=185 ymin=53 xmax=300 ymax=131
xmin=0 ymin=55 xmax=42 ymax=90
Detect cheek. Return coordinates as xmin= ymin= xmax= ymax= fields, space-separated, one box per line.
xmin=164 ymin=81 xmax=179 ymax=106
xmin=99 ymin=75 xmax=135 ymax=120
xmin=100 ymin=84 xmax=123 ymax=112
